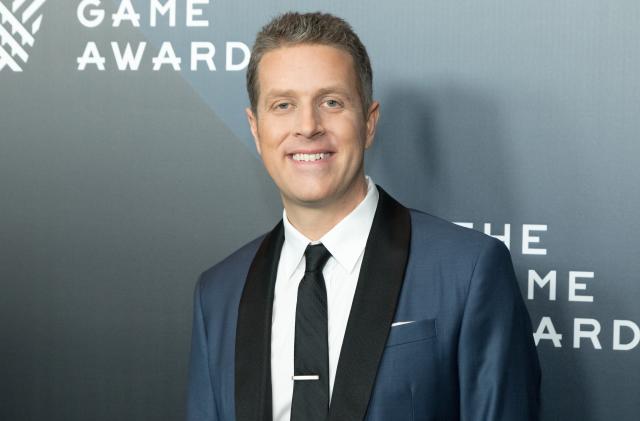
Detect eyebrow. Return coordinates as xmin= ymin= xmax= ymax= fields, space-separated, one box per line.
xmin=262 ymin=89 xmax=296 ymax=102
xmin=262 ymin=86 xmax=354 ymax=102
xmin=316 ymin=87 xmax=354 ymax=101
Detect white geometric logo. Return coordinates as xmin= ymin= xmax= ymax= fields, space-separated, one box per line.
xmin=0 ymin=0 xmax=47 ymax=72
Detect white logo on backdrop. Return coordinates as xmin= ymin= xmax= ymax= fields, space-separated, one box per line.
xmin=0 ymin=0 xmax=47 ymax=72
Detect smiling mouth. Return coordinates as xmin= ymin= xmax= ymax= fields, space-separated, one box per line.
xmin=291 ymin=152 xmax=332 ymax=162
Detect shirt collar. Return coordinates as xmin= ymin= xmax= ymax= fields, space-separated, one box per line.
xmin=281 ymin=176 xmax=379 ymax=280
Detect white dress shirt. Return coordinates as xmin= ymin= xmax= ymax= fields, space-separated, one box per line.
xmin=270 ymin=176 xmax=379 ymax=421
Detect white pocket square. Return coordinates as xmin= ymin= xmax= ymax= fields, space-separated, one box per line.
xmin=391 ymin=320 xmax=415 ymax=327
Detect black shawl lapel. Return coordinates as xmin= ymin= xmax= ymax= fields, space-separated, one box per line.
xmin=234 ymin=187 xmax=411 ymax=421
xmin=328 ymin=186 xmax=412 ymax=421
xmin=235 ymin=221 xmax=284 ymax=421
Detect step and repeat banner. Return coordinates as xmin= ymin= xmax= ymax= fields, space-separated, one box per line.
xmin=1 ymin=1 xmax=638 ymax=420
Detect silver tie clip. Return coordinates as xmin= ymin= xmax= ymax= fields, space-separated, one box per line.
xmin=292 ymin=374 xmax=320 ymax=381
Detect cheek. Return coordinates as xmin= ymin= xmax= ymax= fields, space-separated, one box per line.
xmin=332 ymin=117 xmax=367 ymax=150
xmin=258 ymin=119 xmax=290 ymax=149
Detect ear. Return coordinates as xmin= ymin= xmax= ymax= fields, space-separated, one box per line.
xmin=364 ymin=100 xmax=380 ymax=149
xmin=245 ymin=107 xmax=261 ymax=156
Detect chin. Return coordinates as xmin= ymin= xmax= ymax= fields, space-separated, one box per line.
xmin=296 ymin=193 xmax=332 ymax=206
xmin=286 ymin=187 xmax=334 ymax=207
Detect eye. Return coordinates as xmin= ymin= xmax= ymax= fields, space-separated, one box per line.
xmin=275 ymin=102 xmax=290 ymax=110
xmin=324 ymin=99 xmax=342 ymax=108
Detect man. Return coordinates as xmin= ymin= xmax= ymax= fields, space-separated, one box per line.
xmin=186 ymin=11 xmax=540 ymax=421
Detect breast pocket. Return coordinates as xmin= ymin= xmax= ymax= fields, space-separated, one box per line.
xmin=368 ymin=318 xmax=439 ymax=420
xmin=385 ymin=318 xmax=437 ymax=347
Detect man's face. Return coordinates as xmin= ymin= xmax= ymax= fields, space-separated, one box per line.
xmin=246 ymin=44 xmax=379 ymax=211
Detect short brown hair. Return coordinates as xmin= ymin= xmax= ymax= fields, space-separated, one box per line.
xmin=246 ymin=12 xmax=373 ymax=116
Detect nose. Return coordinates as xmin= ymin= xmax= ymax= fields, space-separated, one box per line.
xmin=294 ymin=104 xmax=324 ymax=139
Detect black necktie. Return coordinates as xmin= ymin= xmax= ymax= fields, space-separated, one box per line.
xmin=290 ymin=243 xmax=332 ymax=421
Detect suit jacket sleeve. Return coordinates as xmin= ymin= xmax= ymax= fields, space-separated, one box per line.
xmin=186 ymin=276 xmax=218 ymax=421
xmin=457 ymin=238 xmax=541 ymax=421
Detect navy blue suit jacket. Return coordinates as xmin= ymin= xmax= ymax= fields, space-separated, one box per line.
xmin=186 ymin=187 xmax=541 ymax=421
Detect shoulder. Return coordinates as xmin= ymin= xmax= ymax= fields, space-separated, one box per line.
xmin=408 ymin=208 xmax=500 ymax=250
xmin=407 ymin=208 xmax=510 ymax=274
xmin=196 ymin=233 xmax=266 ymax=295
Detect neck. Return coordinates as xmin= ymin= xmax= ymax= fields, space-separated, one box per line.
xmin=283 ymin=177 xmax=369 ymax=241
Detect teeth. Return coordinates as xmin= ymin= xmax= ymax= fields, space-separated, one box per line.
xmin=292 ymin=153 xmax=330 ymax=162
